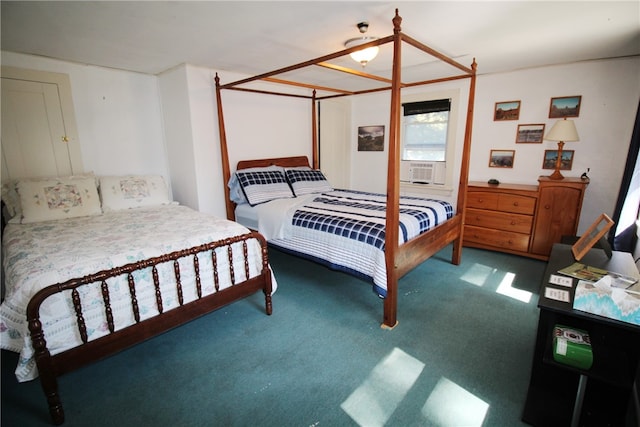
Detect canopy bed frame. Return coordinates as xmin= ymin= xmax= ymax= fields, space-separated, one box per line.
xmin=215 ymin=9 xmax=476 ymax=328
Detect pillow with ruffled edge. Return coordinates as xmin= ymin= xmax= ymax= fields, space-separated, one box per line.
xmin=3 ymin=173 xmax=97 ymax=222
xmin=285 ymin=168 xmax=333 ymax=196
xmin=99 ymin=175 xmax=172 ymax=212
xmin=228 ymin=165 xmax=284 ymax=205
xmin=17 ymin=176 xmax=102 ymax=223
xmin=235 ymin=169 xmax=294 ymax=206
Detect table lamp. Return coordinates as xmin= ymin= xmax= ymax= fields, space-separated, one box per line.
xmin=544 ymin=118 xmax=579 ymax=180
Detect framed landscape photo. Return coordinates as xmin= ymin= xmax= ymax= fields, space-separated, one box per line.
xmin=542 ymin=150 xmax=574 ymax=170
xmin=489 ymin=149 xmax=515 ymax=168
xmin=516 ymin=123 xmax=545 ymax=143
xmin=571 ymin=213 xmax=614 ymax=261
xmin=357 ymin=125 xmax=385 ymax=151
xmin=494 ymin=100 xmax=520 ymax=121
xmin=549 ymin=95 xmax=581 ymax=118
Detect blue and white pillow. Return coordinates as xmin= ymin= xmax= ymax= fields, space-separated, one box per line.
xmin=236 ymin=169 xmax=294 ymax=206
xmin=285 ymin=168 xmax=333 ymax=196
xmin=228 ymin=165 xmax=283 ymax=205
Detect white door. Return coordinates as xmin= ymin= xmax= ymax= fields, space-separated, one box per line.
xmin=319 ymin=98 xmax=350 ymax=189
xmin=1 ymin=67 xmax=82 ymax=183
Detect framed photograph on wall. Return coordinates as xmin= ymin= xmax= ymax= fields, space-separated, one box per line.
xmin=516 ymin=123 xmax=545 ymax=143
xmin=494 ymin=100 xmax=520 ymax=121
xmin=357 ymin=125 xmax=385 ymax=151
xmin=549 ymin=95 xmax=582 ymax=118
xmin=489 ymin=149 xmax=515 ymax=168
xmin=542 ymin=150 xmax=574 ymax=170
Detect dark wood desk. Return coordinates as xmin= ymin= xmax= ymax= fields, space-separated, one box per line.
xmin=522 ymin=243 xmax=640 ymax=426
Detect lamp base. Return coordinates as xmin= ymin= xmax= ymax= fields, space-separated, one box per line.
xmin=548 ymin=169 xmax=565 ymax=180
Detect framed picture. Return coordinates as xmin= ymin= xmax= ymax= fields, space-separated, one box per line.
xmin=549 ymin=95 xmax=581 ymax=118
xmin=542 ymin=150 xmax=574 ymax=170
xmin=516 ymin=123 xmax=545 ymax=143
xmin=489 ymin=149 xmax=515 ymax=168
xmin=571 ymin=213 xmax=614 ymax=261
xmin=494 ymin=100 xmax=520 ymax=121
xmin=358 ymin=125 xmax=385 ymax=151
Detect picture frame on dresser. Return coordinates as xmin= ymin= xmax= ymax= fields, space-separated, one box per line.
xmin=571 ymin=213 xmax=615 ymax=261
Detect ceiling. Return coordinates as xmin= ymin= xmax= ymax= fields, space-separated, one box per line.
xmin=2 ymin=1 xmax=639 ymax=90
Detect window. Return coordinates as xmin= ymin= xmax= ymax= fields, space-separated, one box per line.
xmin=401 ymin=99 xmax=451 ymax=161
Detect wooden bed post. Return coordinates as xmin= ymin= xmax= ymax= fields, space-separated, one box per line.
xmin=382 ymin=9 xmax=403 ymax=329
xmin=215 ymin=73 xmax=235 ymax=221
xmin=452 ymin=59 xmax=477 ymax=265
xmin=311 ymin=89 xmax=319 ymax=169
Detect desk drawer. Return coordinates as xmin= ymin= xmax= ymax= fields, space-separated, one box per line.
xmin=464 ymin=225 xmax=530 ymax=252
xmin=466 ymin=208 xmax=533 ymax=234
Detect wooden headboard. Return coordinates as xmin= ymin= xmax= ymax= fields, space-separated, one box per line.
xmin=236 ymin=156 xmax=310 ymax=170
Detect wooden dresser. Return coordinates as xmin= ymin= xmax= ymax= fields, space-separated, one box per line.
xmin=463 ymin=177 xmax=589 ymax=260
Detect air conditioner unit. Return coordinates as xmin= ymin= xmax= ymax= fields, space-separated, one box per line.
xmin=400 ymin=161 xmax=445 ymax=184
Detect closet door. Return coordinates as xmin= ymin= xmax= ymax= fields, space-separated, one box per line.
xmin=1 ymin=67 xmax=82 ymax=182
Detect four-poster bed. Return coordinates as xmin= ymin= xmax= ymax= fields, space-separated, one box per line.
xmin=215 ymin=9 xmax=477 ymax=328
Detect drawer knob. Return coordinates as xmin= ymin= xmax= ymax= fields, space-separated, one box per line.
xmin=545 ymin=204 xmax=551 ymax=209
xmin=510 ymin=221 xmax=516 ymax=225
xmin=513 ymin=202 xmax=519 ymax=206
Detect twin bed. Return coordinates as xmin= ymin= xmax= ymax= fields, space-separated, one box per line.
xmin=1 ymin=8 xmax=475 ymax=424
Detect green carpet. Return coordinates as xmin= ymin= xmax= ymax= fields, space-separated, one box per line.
xmin=2 ymin=245 xmax=545 ymax=426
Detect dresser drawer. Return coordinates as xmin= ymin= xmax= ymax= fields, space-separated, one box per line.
xmin=465 ymin=208 xmax=533 ymax=234
xmin=464 ymin=225 xmax=530 ymax=252
xmin=467 ymin=192 xmax=499 ymax=210
xmin=497 ymin=194 xmax=536 ymax=215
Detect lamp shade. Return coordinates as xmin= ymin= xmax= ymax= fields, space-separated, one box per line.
xmin=545 ymin=119 xmax=580 ymax=142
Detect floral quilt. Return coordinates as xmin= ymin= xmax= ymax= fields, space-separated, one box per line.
xmin=1 ymin=205 xmax=272 ymax=382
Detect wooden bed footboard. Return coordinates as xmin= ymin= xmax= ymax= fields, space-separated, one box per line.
xmin=395 ymin=214 xmax=462 ymax=279
xmin=26 ymin=231 xmax=272 ymax=425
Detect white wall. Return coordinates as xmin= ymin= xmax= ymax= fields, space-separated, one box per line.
xmin=158 ymin=66 xmax=314 ymax=218
xmin=4 ymin=50 xmax=638 ymax=236
xmin=470 ymin=57 xmax=640 ymax=234
xmin=348 ymin=57 xmax=640 ymax=235
xmin=1 ymin=51 xmax=168 ymax=180
xmin=349 ymin=82 xmax=471 ymax=206
xmin=157 ymin=65 xmax=199 ymax=210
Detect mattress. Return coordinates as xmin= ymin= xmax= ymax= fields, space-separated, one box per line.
xmin=235 ymin=189 xmax=453 ymax=296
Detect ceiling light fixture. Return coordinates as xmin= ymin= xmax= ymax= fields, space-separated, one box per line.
xmin=344 ymin=21 xmax=379 ymax=67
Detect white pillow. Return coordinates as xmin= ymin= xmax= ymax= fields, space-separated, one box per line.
xmin=17 ymin=176 xmax=102 ymax=223
xmin=99 ymin=175 xmax=171 ymax=211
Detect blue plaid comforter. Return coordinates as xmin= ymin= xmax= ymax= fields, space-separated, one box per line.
xmin=270 ymin=190 xmax=453 ymax=296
